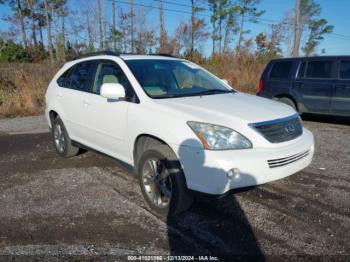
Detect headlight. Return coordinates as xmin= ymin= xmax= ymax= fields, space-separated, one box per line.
xmin=187 ymin=121 xmax=252 ymax=150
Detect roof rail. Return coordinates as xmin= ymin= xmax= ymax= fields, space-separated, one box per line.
xmin=117 ymin=52 xmax=177 ymax=58
xmin=150 ymin=53 xmax=176 ymax=58
xmin=74 ymin=50 xmax=120 ymax=60
xmin=71 ymin=51 xmax=177 ymax=60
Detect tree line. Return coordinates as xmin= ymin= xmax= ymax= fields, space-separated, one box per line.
xmin=0 ymin=0 xmax=334 ymax=64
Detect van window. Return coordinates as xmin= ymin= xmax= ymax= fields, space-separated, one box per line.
xmin=269 ymin=62 xmax=293 ymax=79
xmin=340 ymin=61 xmax=350 ymax=79
xmin=305 ymin=61 xmax=332 ymax=79
xmin=297 ymin=62 xmax=306 ymax=78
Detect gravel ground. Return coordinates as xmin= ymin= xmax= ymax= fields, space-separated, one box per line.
xmin=0 ymin=114 xmax=349 ymax=261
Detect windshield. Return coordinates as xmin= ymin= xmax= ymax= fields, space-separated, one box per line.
xmin=125 ymin=59 xmax=234 ymax=99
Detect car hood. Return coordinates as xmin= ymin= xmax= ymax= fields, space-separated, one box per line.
xmin=154 ymin=92 xmax=296 ymax=125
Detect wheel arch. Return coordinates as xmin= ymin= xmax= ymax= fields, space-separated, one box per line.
xmin=49 ymin=110 xmax=59 ymax=125
xmin=273 ymin=94 xmax=298 ymax=111
xmin=133 ymin=134 xmax=167 ymax=164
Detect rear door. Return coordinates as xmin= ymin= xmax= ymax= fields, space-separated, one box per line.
xmin=265 ymin=60 xmax=294 ymax=97
xmin=332 ymin=60 xmax=350 ymax=115
xmin=293 ymin=59 xmax=335 ymax=113
xmin=58 ymin=60 xmax=96 ymax=141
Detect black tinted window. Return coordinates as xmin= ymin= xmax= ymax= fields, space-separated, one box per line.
xmin=269 ymin=62 xmax=293 ymax=79
xmin=57 ymin=67 xmax=75 ymax=87
xmin=93 ymin=61 xmax=133 ymax=97
xmin=66 ymin=61 xmax=95 ymax=91
xmin=306 ymin=61 xmax=332 ymax=79
xmin=340 ymin=61 xmax=350 ymax=79
xmin=297 ymin=62 xmax=306 ymax=78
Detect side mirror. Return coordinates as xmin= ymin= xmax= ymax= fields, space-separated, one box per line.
xmin=221 ymin=79 xmax=229 ymax=85
xmin=100 ymin=83 xmax=126 ymax=100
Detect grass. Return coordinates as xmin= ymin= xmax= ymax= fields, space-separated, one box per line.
xmin=0 ymin=63 xmax=57 ymax=118
xmin=0 ymin=54 xmax=265 ymax=118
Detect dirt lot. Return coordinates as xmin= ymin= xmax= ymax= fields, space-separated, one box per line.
xmin=0 ymin=115 xmax=349 ymax=261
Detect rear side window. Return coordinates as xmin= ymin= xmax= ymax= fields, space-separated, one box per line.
xmin=305 ymin=61 xmax=332 ymax=79
xmin=66 ymin=61 xmax=96 ymax=92
xmin=57 ymin=66 xmax=75 ymax=87
xmin=339 ymin=61 xmax=350 ymax=79
xmin=269 ymin=62 xmax=293 ymax=79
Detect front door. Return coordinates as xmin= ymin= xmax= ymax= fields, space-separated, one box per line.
xmin=294 ymin=60 xmax=335 ymax=113
xmin=81 ymin=59 xmax=134 ymax=160
xmin=332 ymin=60 xmax=350 ymax=115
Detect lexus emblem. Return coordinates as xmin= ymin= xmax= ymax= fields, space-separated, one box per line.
xmin=285 ymin=123 xmax=296 ymax=134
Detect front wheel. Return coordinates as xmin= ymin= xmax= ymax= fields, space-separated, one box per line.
xmin=137 ymin=145 xmax=193 ymax=217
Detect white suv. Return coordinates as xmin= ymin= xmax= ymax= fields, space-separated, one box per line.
xmin=45 ymin=52 xmax=314 ymax=216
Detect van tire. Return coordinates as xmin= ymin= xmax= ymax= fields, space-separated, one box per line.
xmin=278 ymin=97 xmax=297 ymax=111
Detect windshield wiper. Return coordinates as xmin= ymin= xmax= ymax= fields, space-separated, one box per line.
xmin=196 ymin=89 xmax=234 ymax=96
xmin=153 ymin=89 xmax=234 ymax=99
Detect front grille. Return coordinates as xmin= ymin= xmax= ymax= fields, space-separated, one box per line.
xmin=268 ymin=150 xmax=310 ymax=168
xmin=250 ymin=114 xmax=303 ymax=143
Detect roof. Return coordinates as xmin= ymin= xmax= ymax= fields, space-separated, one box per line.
xmin=270 ymin=55 xmax=350 ymax=62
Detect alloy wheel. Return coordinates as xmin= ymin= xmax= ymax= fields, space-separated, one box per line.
xmin=53 ymin=123 xmax=65 ymax=153
xmin=141 ymin=158 xmax=172 ymax=208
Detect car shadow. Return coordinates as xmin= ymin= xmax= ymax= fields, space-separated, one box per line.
xmin=166 ymin=139 xmax=264 ymax=260
xmin=301 ymin=113 xmax=350 ymax=126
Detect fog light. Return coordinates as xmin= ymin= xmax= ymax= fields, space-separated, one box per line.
xmin=227 ymin=168 xmax=240 ymax=179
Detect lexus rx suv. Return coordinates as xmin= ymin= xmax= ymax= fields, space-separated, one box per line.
xmin=45 ymin=52 xmax=314 ymax=217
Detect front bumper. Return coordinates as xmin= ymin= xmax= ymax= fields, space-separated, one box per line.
xmin=177 ymin=128 xmax=314 ymax=195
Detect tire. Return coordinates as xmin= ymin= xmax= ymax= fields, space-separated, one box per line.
xmin=137 ymin=143 xmax=193 ymax=217
xmin=51 ymin=116 xmax=79 ymax=157
xmin=278 ymin=97 xmax=297 ymax=111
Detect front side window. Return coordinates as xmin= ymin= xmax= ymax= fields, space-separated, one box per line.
xmin=125 ymin=59 xmax=233 ymax=99
xmin=339 ymin=61 xmax=350 ymax=79
xmin=305 ymin=61 xmax=332 ymax=79
xmin=66 ymin=61 xmax=95 ymax=91
xmin=92 ymin=61 xmax=133 ymax=97
xmin=269 ymin=61 xmax=293 ymax=79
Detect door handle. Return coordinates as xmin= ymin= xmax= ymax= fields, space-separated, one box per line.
xmin=294 ymin=82 xmax=304 ymax=88
xmin=336 ymin=84 xmax=350 ymax=89
xmin=56 ymin=92 xmax=63 ymax=98
xmin=83 ymin=99 xmax=91 ymax=106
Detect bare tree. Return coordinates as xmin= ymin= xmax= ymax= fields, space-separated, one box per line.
xmin=236 ymin=0 xmax=264 ymax=53
xmin=158 ymin=0 xmax=167 ymax=52
xmin=16 ymin=0 xmax=28 ymax=48
xmin=26 ymin=0 xmax=37 ymax=46
xmin=190 ymin=0 xmax=206 ymax=54
xmin=130 ymin=0 xmax=135 ymax=52
xmin=59 ymin=6 xmax=67 ymax=61
xmin=97 ymin=0 xmax=104 ymax=50
xmin=44 ymin=0 xmax=53 ymax=64
xmin=111 ymin=0 xmax=117 ymax=51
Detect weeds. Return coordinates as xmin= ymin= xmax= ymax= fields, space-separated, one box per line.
xmin=0 ymin=63 xmax=57 ymax=118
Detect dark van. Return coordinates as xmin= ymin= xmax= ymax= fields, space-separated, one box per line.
xmin=257 ymin=56 xmax=350 ymax=116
